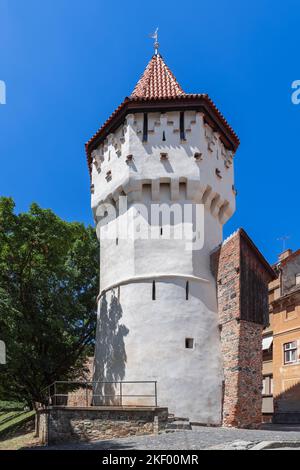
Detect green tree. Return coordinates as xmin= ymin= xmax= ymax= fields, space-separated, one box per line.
xmin=0 ymin=197 xmax=99 ymax=407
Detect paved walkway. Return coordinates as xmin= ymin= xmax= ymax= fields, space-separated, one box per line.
xmin=35 ymin=425 xmax=300 ymax=450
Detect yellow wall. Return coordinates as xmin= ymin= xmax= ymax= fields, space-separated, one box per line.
xmin=272 ymin=303 xmax=300 ymax=411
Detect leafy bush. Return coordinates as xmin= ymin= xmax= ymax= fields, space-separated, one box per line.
xmin=0 ymin=401 xmax=26 ymax=411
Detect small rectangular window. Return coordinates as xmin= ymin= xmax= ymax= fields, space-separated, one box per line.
xmin=152 ymin=280 xmax=156 ymax=300
xmin=143 ymin=113 xmax=148 ymax=142
xmin=185 ymin=338 xmax=194 ymax=349
xmin=262 ymin=375 xmax=273 ymax=396
xmin=186 ymin=281 xmax=189 ymax=300
xmin=180 ymin=112 xmax=185 ymax=140
xmin=284 ymin=341 xmax=297 ymax=364
xmin=262 ymin=376 xmax=267 ymax=395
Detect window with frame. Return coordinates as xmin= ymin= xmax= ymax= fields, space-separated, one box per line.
xmin=262 ymin=375 xmax=273 ymax=396
xmin=284 ymin=341 xmax=297 ymax=364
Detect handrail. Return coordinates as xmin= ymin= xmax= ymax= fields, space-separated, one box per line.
xmin=41 ymin=380 xmax=158 ymax=408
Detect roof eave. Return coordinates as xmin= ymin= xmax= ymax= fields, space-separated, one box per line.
xmin=239 ymin=228 xmax=277 ymax=280
xmin=85 ymin=95 xmax=240 ymax=174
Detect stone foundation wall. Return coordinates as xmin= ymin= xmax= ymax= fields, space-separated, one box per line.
xmin=37 ymin=407 xmax=168 ymax=445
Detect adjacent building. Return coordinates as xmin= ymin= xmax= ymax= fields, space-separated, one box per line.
xmin=263 ymin=249 xmax=300 ymax=423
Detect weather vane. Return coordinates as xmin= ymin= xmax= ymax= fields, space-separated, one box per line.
xmin=277 ymin=235 xmax=291 ymax=251
xmin=150 ymin=27 xmax=159 ymax=55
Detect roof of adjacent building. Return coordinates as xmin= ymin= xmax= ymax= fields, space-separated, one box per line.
xmin=85 ymin=53 xmax=240 ymax=173
xmin=222 ymin=228 xmax=277 ymax=280
xmin=278 ymin=248 xmax=300 ymax=267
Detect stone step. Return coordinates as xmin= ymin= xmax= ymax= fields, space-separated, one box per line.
xmin=166 ymin=420 xmax=192 ymax=430
xmin=167 ymin=415 xmax=190 ymax=422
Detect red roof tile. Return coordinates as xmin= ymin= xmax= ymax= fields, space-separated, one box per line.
xmin=85 ymin=54 xmax=240 ymax=175
xmin=131 ymin=54 xmax=185 ymax=99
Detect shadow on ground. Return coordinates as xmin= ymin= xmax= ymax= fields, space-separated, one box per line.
xmin=24 ymin=439 xmax=136 ymax=451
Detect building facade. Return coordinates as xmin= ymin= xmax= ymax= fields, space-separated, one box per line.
xmin=263 ymin=249 xmax=300 ymax=423
xmin=86 ymin=50 xmax=274 ymax=426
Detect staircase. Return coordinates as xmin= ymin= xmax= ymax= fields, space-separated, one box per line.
xmin=165 ymin=414 xmax=192 ymax=431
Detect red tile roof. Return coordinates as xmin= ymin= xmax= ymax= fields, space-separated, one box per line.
xmin=131 ymin=53 xmax=185 ymax=99
xmin=85 ymin=54 xmax=240 ymax=174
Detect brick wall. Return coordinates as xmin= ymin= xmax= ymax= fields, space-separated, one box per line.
xmin=211 ymin=229 xmax=275 ymax=428
xmin=221 ymin=320 xmax=263 ymax=428
xmin=66 ymin=357 xmax=94 ymax=407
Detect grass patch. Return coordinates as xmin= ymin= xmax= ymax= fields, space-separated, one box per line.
xmin=0 ymin=411 xmax=25 ymax=426
xmin=0 ymin=432 xmax=39 ymax=450
xmin=0 ymin=410 xmax=35 ymax=439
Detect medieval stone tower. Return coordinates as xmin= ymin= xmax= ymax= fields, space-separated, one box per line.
xmin=86 ymin=49 xmax=240 ymax=424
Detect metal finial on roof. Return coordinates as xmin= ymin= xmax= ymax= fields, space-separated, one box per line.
xmin=277 ymin=235 xmax=291 ymax=251
xmin=150 ymin=27 xmax=159 ymax=55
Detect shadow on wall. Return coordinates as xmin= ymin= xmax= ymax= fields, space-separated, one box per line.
xmin=274 ymin=380 xmax=300 ymax=417
xmin=93 ymin=291 xmax=129 ymax=405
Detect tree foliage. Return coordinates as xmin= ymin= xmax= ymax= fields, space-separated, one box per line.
xmin=0 ymin=197 xmax=99 ymax=406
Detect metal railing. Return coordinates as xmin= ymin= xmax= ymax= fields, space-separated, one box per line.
xmin=42 ymin=381 xmax=158 ymax=408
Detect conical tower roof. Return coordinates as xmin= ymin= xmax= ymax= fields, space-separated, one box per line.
xmin=131 ymin=54 xmax=184 ymax=99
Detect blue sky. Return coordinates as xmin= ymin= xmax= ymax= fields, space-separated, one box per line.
xmin=0 ymin=0 xmax=299 ymax=263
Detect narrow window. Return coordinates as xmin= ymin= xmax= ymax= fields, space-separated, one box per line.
xmin=162 ymin=131 xmax=166 ymax=141
xmin=296 ymin=273 xmax=300 ymax=285
xmin=152 ymin=281 xmax=156 ymax=300
xmin=186 ymin=281 xmax=189 ymax=300
xmin=118 ymin=286 xmax=120 ymax=301
xmin=116 ymin=237 xmax=119 ymax=246
xmin=180 ymin=112 xmax=185 ymax=140
xmin=160 ymin=226 xmax=163 ymax=236
xmin=284 ymin=341 xmax=297 ymax=364
xmin=262 ymin=376 xmax=267 ymax=395
xmin=262 ymin=375 xmax=273 ymax=396
xmin=185 ymin=338 xmax=194 ymax=349
xmin=143 ymin=113 xmax=148 ymax=142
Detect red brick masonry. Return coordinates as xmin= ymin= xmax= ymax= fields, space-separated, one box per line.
xmin=211 ymin=229 xmax=275 ymax=428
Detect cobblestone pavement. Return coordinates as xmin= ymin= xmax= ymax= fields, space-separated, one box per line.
xmin=34 ymin=425 xmax=300 ymax=450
